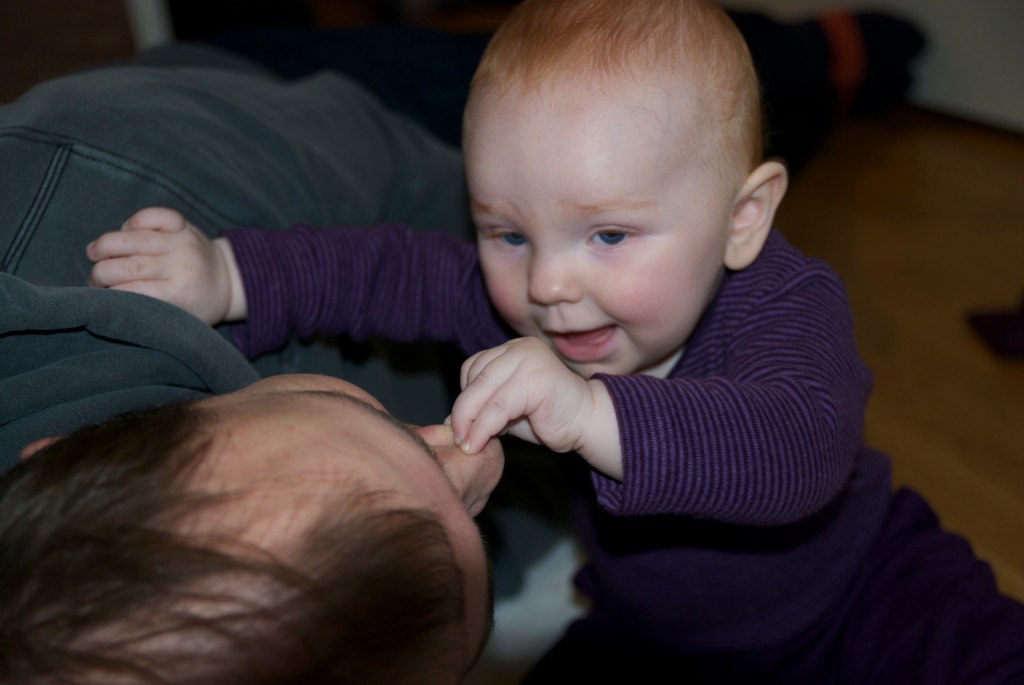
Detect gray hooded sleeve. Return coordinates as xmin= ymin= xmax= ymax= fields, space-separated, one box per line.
xmin=0 ymin=44 xmax=471 ymax=433
xmin=0 ymin=274 xmax=260 ymax=472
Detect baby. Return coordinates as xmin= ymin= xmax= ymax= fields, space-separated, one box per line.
xmin=89 ymin=0 xmax=1024 ymax=680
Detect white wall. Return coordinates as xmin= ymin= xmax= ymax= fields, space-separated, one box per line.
xmin=124 ymin=0 xmax=173 ymax=51
xmin=724 ymin=0 xmax=1024 ymax=133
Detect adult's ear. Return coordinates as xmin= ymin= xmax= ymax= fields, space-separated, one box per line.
xmin=20 ymin=436 xmax=61 ymax=460
xmin=724 ymin=159 xmax=789 ymax=270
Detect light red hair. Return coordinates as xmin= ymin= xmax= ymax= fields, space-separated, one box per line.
xmin=467 ymin=0 xmax=764 ymax=178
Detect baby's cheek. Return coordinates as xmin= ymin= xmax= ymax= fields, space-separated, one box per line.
xmin=485 ymin=280 xmax=532 ymax=332
xmin=600 ymin=279 xmax=667 ymax=323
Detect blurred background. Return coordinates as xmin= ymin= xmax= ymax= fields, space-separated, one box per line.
xmin=4 ymin=0 xmax=1023 ymax=130
xmin=2 ymin=1 xmax=1022 ymax=679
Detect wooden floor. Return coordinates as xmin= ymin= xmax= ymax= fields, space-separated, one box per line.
xmin=3 ymin=2 xmax=1022 ymax=601
xmin=779 ymin=107 xmax=1024 ymax=600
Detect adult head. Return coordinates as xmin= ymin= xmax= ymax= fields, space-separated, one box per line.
xmin=463 ymin=0 xmax=787 ymax=379
xmin=0 ymin=44 xmax=499 ymax=684
xmin=0 ymin=374 xmax=503 ymax=684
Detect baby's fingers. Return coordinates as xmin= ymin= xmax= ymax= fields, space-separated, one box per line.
xmin=452 ymin=371 xmax=528 ymax=454
xmin=453 ymin=348 xmax=506 ymax=438
xmin=102 ymin=278 xmax=178 ymax=302
xmin=121 ymin=207 xmax=191 ymax=233
xmin=457 ymin=395 xmax=524 ymax=455
xmin=89 ymin=254 xmax=168 ymax=288
xmin=87 ymin=228 xmax=176 ymax=262
xmin=451 ymin=390 xmax=510 ymax=455
xmin=86 ymin=207 xmax=190 ymax=262
xmin=459 ymin=345 xmax=508 ymax=391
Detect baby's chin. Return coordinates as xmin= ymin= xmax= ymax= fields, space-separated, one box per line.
xmin=559 ymin=358 xmax=622 ymax=379
xmin=563 ymin=349 xmax=684 ymax=380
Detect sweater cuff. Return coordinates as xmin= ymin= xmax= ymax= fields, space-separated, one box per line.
xmin=221 ymin=228 xmax=292 ymax=359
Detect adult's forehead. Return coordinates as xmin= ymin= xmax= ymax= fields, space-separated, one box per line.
xmin=193 ymin=375 xmax=504 ymax=527
xmin=206 ymin=374 xmax=386 ymax=410
xmin=193 ymin=382 xmax=439 ymax=491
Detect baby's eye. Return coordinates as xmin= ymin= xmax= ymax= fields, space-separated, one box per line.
xmin=594 ymin=230 xmax=627 ymax=246
xmin=499 ymin=232 xmax=527 ymax=246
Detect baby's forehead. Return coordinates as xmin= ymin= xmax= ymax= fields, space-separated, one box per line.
xmin=472 ymin=66 xmax=720 ymax=140
xmin=473 ymin=74 xmax=755 ymax=189
xmin=469 ymin=77 xmax=722 ymax=170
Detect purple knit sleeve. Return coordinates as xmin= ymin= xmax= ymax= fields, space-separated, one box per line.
xmin=591 ymin=241 xmax=872 ymax=526
xmin=222 ymin=224 xmax=506 ymax=358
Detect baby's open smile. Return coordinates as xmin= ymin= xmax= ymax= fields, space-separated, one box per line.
xmin=546 ymin=325 xmax=619 ymax=364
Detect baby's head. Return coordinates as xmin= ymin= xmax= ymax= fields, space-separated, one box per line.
xmin=464 ymin=0 xmax=787 ymax=379
xmin=467 ymin=0 xmax=763 ymax=181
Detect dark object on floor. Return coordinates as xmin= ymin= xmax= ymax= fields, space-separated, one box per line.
xmin=969 ymin=294 xmax=1024 ymax=359
xmin=208 ymin=25 xmax=489 ymax=148
xmin=167 ymin=0 xmax=313 ymax=39
xmin=734 ymin=10 xmax=926 ymax=172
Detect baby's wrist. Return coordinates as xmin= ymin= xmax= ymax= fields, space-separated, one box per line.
xmin=577 ymin=379 xmax=624 ymax=480
xmin=213 ymin=238 xmax=247 ymax=322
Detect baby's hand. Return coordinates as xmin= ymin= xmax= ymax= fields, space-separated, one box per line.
xmin=87 ymin=207 xmax=245 ymax=325
xmin=452 ymin=337 xmax=602 ymax=453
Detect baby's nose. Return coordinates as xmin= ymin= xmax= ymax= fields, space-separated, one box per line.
xmin=528 ymin=256 xmax=582 ymax=305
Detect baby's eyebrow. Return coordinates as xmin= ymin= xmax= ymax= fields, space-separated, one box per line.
xmin=275 ymin=389 xmax=440 ymax=463
xmin=469 ymin=199 xmax=510 ymax=219
xmin=565 ymin=198 xmax=656 ymax=215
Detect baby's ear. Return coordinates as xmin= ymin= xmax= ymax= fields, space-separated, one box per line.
xmin=724 ymin=160 xmax=788 ymax=270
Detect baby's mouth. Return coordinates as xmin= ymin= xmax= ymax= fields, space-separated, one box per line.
xmin=548 ymin=325 xmax=618 ymax=363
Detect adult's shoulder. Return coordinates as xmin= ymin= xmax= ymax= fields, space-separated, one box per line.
xmin=0 ymin=45 xmax=469 ymax=235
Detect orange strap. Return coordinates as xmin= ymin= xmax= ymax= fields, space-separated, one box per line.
xmin=819 ymin=11 xmax=867 ymax=115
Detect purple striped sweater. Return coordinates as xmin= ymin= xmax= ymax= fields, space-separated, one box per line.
xmin=225 ymin=224 xmax=893 ymax=651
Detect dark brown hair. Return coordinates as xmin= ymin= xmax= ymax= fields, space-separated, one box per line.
xmin=0 ymin=401 xmax=468 ymax=684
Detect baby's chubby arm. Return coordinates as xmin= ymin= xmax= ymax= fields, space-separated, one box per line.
xmin=451 ymin=337 xmax=623 ymax=480
xmin=87 ymin=207 xmax=247 ymax=325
